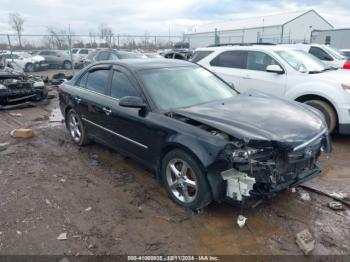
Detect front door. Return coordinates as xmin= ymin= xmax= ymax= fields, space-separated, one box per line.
xmin=239 ymin=51 xmax=287 ymax=97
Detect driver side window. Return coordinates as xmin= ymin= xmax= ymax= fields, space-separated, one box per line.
xmin=247 ymin=51 xmax=279 ymax=71
xmin=110 ymin=71 xmax=138 ymax=99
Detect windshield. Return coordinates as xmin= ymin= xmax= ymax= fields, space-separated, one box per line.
xmin=324 ymin=46 xmax=347 ymax=60
xmin=276 ymin=50 xmax=328 ymax=73
xmin=17 ymin=52 xmax=31 ymax=58
xmin=140 ymin=67 xmax=237 ymax=110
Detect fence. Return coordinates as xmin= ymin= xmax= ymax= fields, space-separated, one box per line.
xmin=184 ymin=30 xmax=311 ymax=48
xmin=0 ymin=33 xmax=184 ymax=52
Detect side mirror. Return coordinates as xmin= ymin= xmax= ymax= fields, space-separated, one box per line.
xmin=119 ymin=96 xmax=146 ymax=109
xmin=266 ymin=64 xmax=284 ymax=74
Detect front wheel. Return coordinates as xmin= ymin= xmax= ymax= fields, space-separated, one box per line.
xmin=66 ymin=109 xmax=89 ymax=146
xmin=161 ymin=149 xmax=212 ymax=210
xmin=304 ymin=100 xmax=337 ymax=133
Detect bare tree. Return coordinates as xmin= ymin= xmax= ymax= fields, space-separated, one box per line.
xmin=8 ymin=12 xmax=25 ymax=47
xmin=98 ymin=24 xmax=114 ymax=47
xmin=45 ymin=26 xmax=68 ymax=49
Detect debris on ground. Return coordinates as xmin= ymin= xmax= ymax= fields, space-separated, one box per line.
xmin=291 ymin=187 xmax=296 ymax=193
xmin=299 ymin=192 xmax=311 ymax=201
xmin=51 ymin=73 xmax=73 ymax=85
xmin=16 ymin=230 xmax=22 ymax=236
xmin=328 ymin=201 xmax=345 ymax=211
xmin=237 ymin=215 xmax=247 ymax=228
xmin=57 ymin=232 xmax=67 ymax=240
xmin=10 ymin=128 xmax=34 ymax=139
xmin=330 ymin=192 xmax=348 ymax=200
xmin=295 ymin=229 xmax=315 ymax=255
xmin=138 ymin=206 xmax=143 ymax=213
xmin=0 ymin=142 xmax=9 ymax=152
xmin=85 ymin=207 xmax=92 ymax=212
xmin=9 ymin=113 xmax=22 ymax=117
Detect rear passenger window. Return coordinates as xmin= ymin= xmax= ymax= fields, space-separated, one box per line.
xmin=96 ymin=51 xmax=110 ymax=61
xmin=110 ymin=71 xmax=138 ymax=99
xmin=79 ymin=49 xmax=89 ymax=55
xmin=247 ymin=51 xmax=279 ymax=71
xmin=309 ymin=47 xmax=333 ymax=61
xmin=85 ymin=69 xmax=110 ymax=94
xmin=191 ymin=51 xmax=213 ymax=63
xmin=210 ymin=51 xmax=247 ymax=69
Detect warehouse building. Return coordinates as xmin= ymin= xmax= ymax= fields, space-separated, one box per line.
xmin=184 ymin=10 xmax=333 ymax=48
xmin=311 ymin=28 xmax=350 ymax=49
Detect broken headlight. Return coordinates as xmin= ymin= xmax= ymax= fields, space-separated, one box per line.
xmin=231 ymin=147 xmax=274 ymax=163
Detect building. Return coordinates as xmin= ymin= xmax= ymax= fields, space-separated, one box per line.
xmin=184 ymin=10 xmax=333 ymax=48
xmin=311 ymin=28 xmax=350 ymax=49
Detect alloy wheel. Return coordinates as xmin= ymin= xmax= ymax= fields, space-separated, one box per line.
xmin=68 ymin=113 xmax=82 ymax=143
xmin=166 ymin=158 xmax=198 ymax=203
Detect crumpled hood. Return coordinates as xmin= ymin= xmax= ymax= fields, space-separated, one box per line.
xmin=174 ymin=91 xmax=326 ymax=146
xmin=309 ymin=69 xmax=350 ymax=84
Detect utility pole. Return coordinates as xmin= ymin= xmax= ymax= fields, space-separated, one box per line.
xmin=68 ymin=24 xmax=75 ymax=75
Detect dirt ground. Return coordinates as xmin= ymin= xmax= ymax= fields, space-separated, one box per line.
xmin=0 ymin=70 xmax=349 ymax=256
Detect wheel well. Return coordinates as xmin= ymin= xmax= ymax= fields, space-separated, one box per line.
xmin=295 ymin=94 xmax=338 ymax=122
xmin=64 ymin=106 xmax=72 ymax=126
xmin=158 ymin=145 xmax=206 ymax=182
xmin=63 ymin=60 xmax=71 ymax=64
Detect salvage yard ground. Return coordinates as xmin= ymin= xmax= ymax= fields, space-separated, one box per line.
xmin=0 ymin=70 xmax=349 ymax=255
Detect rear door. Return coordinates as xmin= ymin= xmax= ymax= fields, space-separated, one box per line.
xmin=239 ymin=51 xmax=287 ymax=96
xmin=208 ymin=50 xmax=247 ymax=88
xmin=74 ymin=65 xmax=112 ymax=141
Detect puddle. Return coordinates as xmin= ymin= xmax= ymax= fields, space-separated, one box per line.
xmin=49 ymin=108 xmax=64 ymax=123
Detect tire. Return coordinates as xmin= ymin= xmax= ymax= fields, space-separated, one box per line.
xmin=63 ymin=61 xmax=72 ymax=70
xmin=161 ymin=149 xmax=212 ymax=210
xmin=304 ymin=100 xmax=337 ymax=133
xmin=66 ymin=109 xmax=89 ymax=146
xmin=25 ymin=63 xmax=35 ymax=72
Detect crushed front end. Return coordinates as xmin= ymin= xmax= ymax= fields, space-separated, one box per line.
xmin=0 ymin=68 xmax=47 ymax=106
xmin=208 ymin=129 xmax=331 ymax=204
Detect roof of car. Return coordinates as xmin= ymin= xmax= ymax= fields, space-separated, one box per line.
xmin=91 ymin=59 xmax=195 ymax=71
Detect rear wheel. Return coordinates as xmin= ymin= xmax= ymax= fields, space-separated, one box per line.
xmin=161 ymin=149 xmax=212 ymax=210
xmin=66 ymin=109 xmax=89 ymax=146
xmin=304 ymin=100 xmax=337 ymax=133
xmin=63 ymin=60 xmax=72 ymax=70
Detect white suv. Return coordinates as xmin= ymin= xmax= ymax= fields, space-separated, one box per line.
xmin=195 ymin=45 xmax=350 ymax=134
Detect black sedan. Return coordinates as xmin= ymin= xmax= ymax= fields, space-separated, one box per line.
xmin=59 ymin=59 xmax=331 ymax=209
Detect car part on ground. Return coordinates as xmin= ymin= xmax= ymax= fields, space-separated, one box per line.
xmin=59 ymin=59 xmax=331 ymax=209
xmin=196 ymin=44 xmax=350 ymax=134
xmin=0 ymin=66 xmax=48 ymax=108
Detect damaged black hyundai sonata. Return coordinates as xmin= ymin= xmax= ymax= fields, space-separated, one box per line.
xmin=59 ymin=59 xmax=331 ymax=209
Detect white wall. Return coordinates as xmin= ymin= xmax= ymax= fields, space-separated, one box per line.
xmin=311 ymin=30 xmax=350 ymax=49
xmin=283 ymin=11 xmax=333 ymax=43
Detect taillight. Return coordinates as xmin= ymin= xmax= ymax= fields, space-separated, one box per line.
xmin=343 ymin=61 xmax=350 ymax=69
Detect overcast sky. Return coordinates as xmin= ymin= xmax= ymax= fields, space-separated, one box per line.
xmin=1 ymin=0 xmax=350 ymax=36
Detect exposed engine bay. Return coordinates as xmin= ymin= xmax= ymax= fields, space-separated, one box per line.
xmin=0 ymin=65 xmax=47 ymax=108
xmin=170 ymin=112 xmax=331 ymax=203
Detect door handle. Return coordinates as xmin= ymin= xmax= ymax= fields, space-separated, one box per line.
xmin=102 ymin=107 xmax=112 ymax=116
xmin=74 ymin=96 xmax=81 ymax=104
xmin=242 ymin=75 xmax=251 ymax=79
